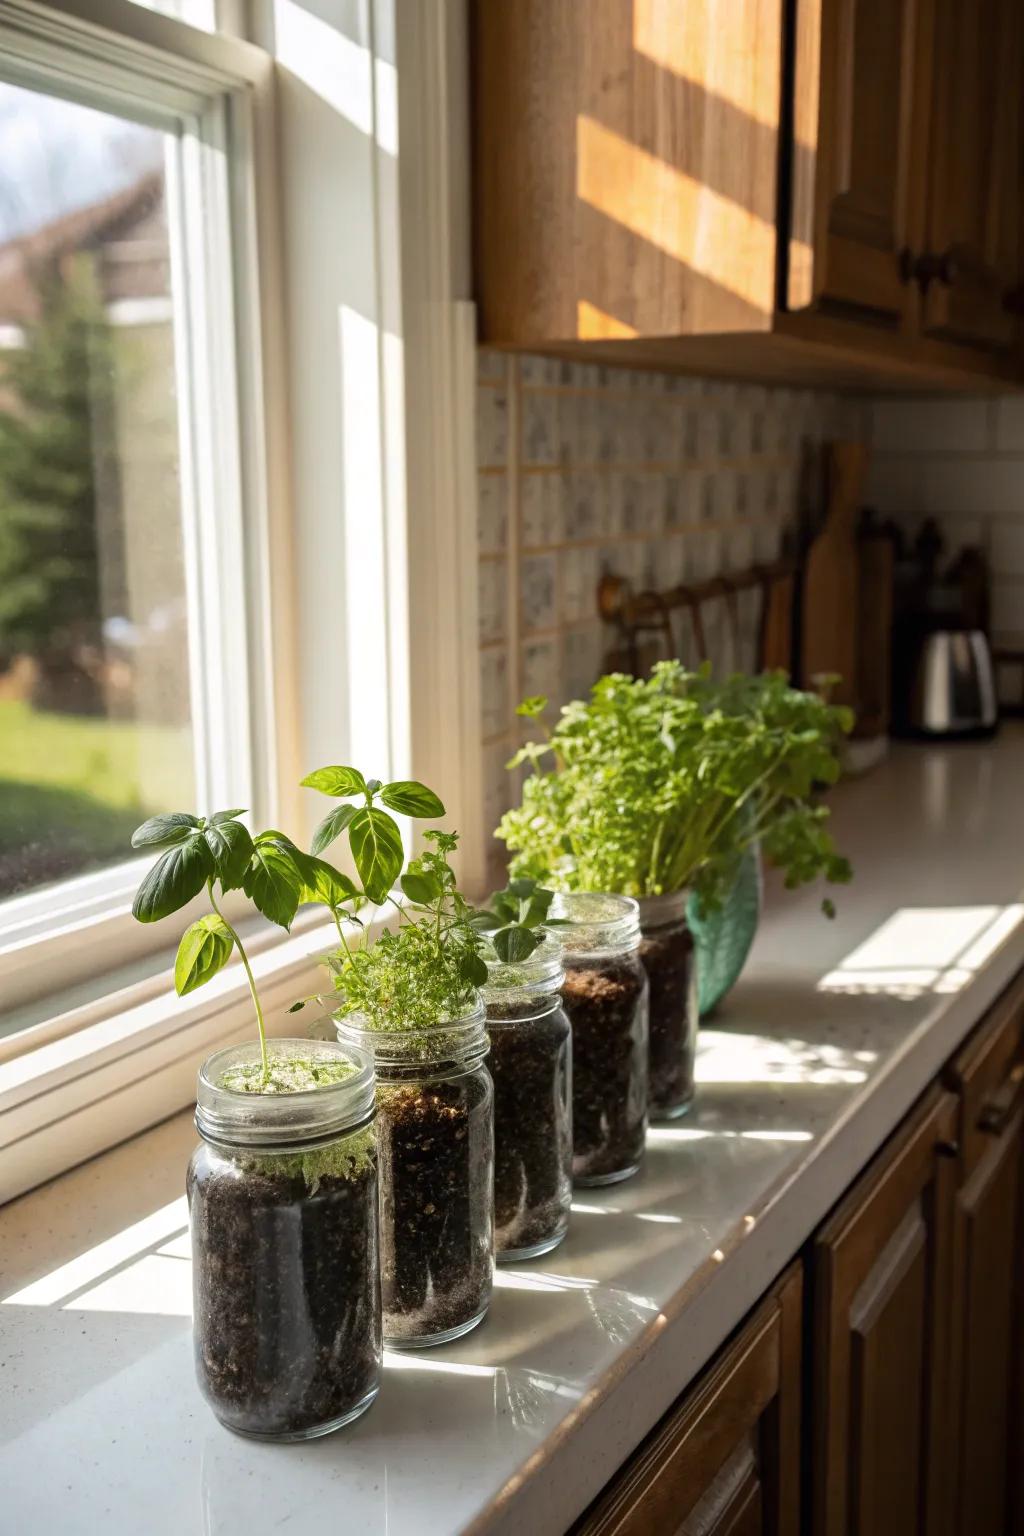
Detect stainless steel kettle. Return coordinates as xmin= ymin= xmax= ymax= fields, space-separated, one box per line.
xmin=908 ymin=629 xmax=998 ymax=737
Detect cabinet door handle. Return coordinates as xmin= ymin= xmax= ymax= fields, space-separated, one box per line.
xmin=905 ymin=249 xmax=958 ymax=293
xmin=978 ymin=1061 xmax=1024 ymax=1135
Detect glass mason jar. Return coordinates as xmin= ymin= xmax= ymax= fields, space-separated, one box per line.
xmin=637 ymin=890 xmax=699 ymax=1119
xmin=187 ymin=1037 xmax=381 ymax=1441
xmin=336 ymin=1003 xmax=494 ymax=1348
xmin=481 ymin=934 xmax=573 ymax=1262
xmin=552 ymin=893 xmax=649 ymax=1186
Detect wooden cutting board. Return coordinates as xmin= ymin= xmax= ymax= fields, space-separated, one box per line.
xmin=801 ymin=442 xmax=868 ymax=708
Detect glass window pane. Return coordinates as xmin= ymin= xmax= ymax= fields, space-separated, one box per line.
xmin=0 ymin=81 xmax=195 ymax=903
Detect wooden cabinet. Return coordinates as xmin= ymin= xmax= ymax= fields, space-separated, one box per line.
xmin=809 ymin=1086 xmax=958 ymax=1536
xmin=788 ymin=0 xmax=924 ymax=326
xmin=915 ymin=0 xmax=1022 ymax=349
xmin=471 ymin=0 xmax=1024 ymax=388
xmin=574 ymin=1266 xmax=802 ymax=1536
xmin=944 ymin=976 xmax=1024 ymax=1536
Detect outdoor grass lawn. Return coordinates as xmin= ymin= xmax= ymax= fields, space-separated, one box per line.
xmin=0 ymin=698 xmax=194 ymax=897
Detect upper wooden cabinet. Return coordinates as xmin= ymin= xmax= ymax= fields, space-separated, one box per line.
xmin=470 ymin=0 xmax=1024 ymax=389
xmin=787 ymin=0 xmax=924 ymax=325
xmin=917 ymin=0 xmax=1023 ymax=349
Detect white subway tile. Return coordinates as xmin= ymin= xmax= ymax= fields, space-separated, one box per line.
xmin=991 ymin=578 xmax=1024 ymax=643
xmin=992 ymin=521 xmax=1024 ymax=577
xmin=993 ymin=398 xmax=1024 ymax=453
xmin=871 ymin=397 xmax=989 ymax=454
xmin=864 ymin=456 xmax=925 ymax=515
xmin=923 ymin=457 xmax=1024 ymax=516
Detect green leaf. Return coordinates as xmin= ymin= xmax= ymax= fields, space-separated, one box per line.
xmin=349 ymin=807 xmax=404 ymax=903
xmin=491 ymin=924 xmax=540 ymax=963
xmin=300 ymin=765 xmax=367 ymax=798
xmin=400 ymin=868 xmax=442 ymax=905
xmin=132 ymin=837 xmax=213 ymax=923
xmin=130 ymin=812 xmax=200 ymax=851
xmin=243 ymin=832 xmax=304 ymax=929
xmin=380 ymin=780 xmax=445 ymax=818
xmin=460 ymin=950 xmax=489 ymax=988
xmin=174 ymin=914 xmax=234 ymax=996
xmin=365 ymin=778 xmax=382 ymax=796
xmin=299 ymin=856 xmax=360 ymax=909
xmin=202 ymin=818 xmax=254 ymax=891
xmin=310 ymin=803 xmax=357 ymax=857
xmin=469 ymin=908 xmax=503 ymax=931
xmin=516 ymin=695 xmax=547 ymax=719
xmin=208 ymin=808 xmax=247 ymax=824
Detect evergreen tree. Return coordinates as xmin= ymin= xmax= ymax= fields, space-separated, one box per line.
xmin=0 ymin=255 xmax=112 ymax=670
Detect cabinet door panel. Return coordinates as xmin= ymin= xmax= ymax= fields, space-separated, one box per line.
xmin=920 ymin=0 xmax=1021 ymax=347
xmin=575 ymin=1266 xmax=801 ymax=1536
xmin=789 ymin=0 xmax=922 ymax=323
xmin=811 ymin=1088 xmax=957 ymax=1536
xmin=952 ymin=1115 xmax=1022 ymax=1535
xmin=945 ymin=977 xmax=1024 ymax=1536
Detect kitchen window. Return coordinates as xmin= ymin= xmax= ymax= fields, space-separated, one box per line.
xmin=0 ymin=2 xmax=275 ymax=1027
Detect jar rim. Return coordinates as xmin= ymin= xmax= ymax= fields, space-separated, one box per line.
xmin=549 ymin=891 xmax=641 ymax=955
xmin=195 ymin=1037 xmax=375 ymax=1150
xmin=636 ymin=888 xmax=691 ymax=926
xmin=335 ymin=999 xmax=489 ymax=1066
xmin=480 ymin=931 xmax=565 ymax=995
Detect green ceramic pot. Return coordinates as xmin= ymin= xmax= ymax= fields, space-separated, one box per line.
xmin=686 ymin=840 xmax=763 ymax=1017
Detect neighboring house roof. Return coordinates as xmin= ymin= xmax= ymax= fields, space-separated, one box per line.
xmin=0 ymin=171 xmax=167 ymax=326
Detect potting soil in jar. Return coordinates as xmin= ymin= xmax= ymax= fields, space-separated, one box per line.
xmin=551 ymin=892 xmax=649 ymax=1185
xmin=481 ymin=934 xmax=572 ymax=1260
xmin=188 ymin=1038 xmax=381 ymax=1440
xmin=637 ymin=890 xmax=699 ymax=1118
xmin=337 ymin=1005 xmax=494 ymax=1347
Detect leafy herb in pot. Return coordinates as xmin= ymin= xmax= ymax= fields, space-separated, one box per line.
xmin=476 ymin=880 xmax=573 ymax=1260
xmin=130 ymin=811 xmax=380 ymax=1440
xmin=497 ymin=665 xmax=853 ymax=1116
xmin=331 ymin=829 xmax=495 ymax=1347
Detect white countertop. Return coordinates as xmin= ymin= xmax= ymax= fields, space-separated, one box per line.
xmin=4 ymin=731 xmax=1024 ymax=1536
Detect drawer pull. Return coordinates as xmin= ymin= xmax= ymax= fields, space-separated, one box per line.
xmin=978 ymin=1062 xmax=1024 ymax=1136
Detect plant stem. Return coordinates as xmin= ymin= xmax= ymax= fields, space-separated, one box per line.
xmin=208 ymin=880 xmax=269 ymax=1080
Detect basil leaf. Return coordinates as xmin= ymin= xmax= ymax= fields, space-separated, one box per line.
xmin=174 ymin=914 xmax=234 ymax=996
xmin=310 ymin=803 xmax=357 ymax=857
xmin=203 ymin=818 xmax=254 ymax=891
xmin=380 ymin=780 xmax=445 ymax=818
xmin=300 ymin=766 xmax=367 ymax=798
xmin=131 ymin=812 xmax=201 ymax=851
xmin=348 ymin=807 xmax=404 ymax=903
xmin=400 ymin=869 xmax=442 ymax=905
xmin=132 ymin=836 xmax=213 ymax=922
xmin=469 ymin=908 xmax=503 ymax=931
xmin=208 ymin=808 xmax=247 ymax=825
xmin=491 ymin=924 xmax=539 ymax=963
xmin=243 ymin=832 xmax=304 ymax=929
xmin=460 ymin=950 xmax=489 ymax=988
xmin=299 ymin=856 xmax=360 ymax=909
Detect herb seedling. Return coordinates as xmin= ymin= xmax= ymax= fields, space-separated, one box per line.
xmin=498 ymin=662 xmax=853 ymax=913
xmin=331 ymin=830 xmax=488 ymax=1031
xmin=300 ymin=767 xmax=444 ymax=904
xmin=130 ymin=811 xmax=357 ymax=1081
xmin=473 ymin=876 xmax=561 ymax=963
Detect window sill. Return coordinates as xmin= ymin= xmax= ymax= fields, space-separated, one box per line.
xmin=0 ymin=910 xmax=365 ymax=1203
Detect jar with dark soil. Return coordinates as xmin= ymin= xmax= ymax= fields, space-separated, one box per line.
xmin=551 ymin=893 xmax=649 ymax=1186
xmin=482 ymin=935 xmax=572 ymax=1261
xmin=637 ymin=890 xmax=699 ymax=1119
xmin=336 ymin=1004 xmax=494 ymax=1347
xmin=187 ymin=1038 xmax=381 ymax=1441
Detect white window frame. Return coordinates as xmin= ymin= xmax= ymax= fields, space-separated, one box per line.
xmin=0 ymin=0 xmax=481 ymax=1202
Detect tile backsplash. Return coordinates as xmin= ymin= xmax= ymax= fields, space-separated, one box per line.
xmin=475 ymin=350 xmax=865 ymax=870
